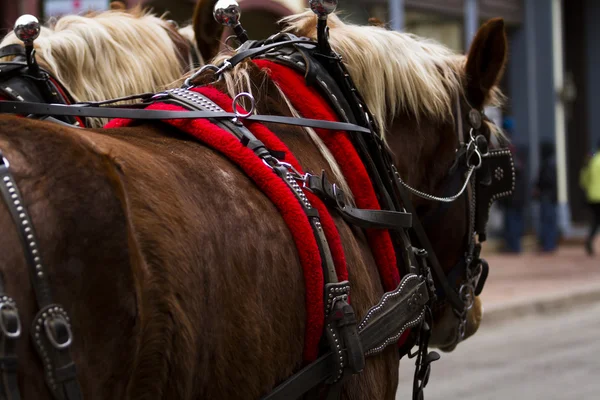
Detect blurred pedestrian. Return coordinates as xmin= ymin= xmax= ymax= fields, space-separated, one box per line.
xmin=533 ymin=141 xmax=559 ymax=252
xmin=580 ymin=140 xmax=600 ymax=256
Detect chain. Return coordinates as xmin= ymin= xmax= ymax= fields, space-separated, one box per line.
xmin=395 ymin=166 xmax=476 ymax=203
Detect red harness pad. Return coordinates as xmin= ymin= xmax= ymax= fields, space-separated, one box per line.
xmin=253 ymin=60 xmax=401 ymax=292
xmin=105 ymin=87 xmax=349 ymax=362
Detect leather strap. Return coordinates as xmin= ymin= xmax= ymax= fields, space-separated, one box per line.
xmin=0 ymin=152 xmax=82 ymax=400
xmin=221 ymin=39 xmax=317 ymax=72
xmin=305 ymin=172 xmax=412 ymax=230
xmin=0 ymin=100 xmax=372 ymax=134
xmin=0 ymin=45 xmax=25 ymax=60
xmin=261 ymin=274 xmax=428 ymax=400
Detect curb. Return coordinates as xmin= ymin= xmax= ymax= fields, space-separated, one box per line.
xmin=481 ymin=283 xmax=600 ymax=326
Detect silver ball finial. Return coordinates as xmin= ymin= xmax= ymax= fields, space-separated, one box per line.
xmin=14 ymin=14 xmax=40 ymax=45
xmin=309 ymin=0 xmax=338 ymax=18
xmin=214 ymin=0 xmax=242 ymax=27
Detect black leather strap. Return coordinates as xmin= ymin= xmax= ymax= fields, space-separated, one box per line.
xmin=0 ymin=152 xmax=82 ymax=400
xmin=221 ymin=39 xmax=317 ymax=72
xmin=0 ymin=45 xmax=25 ymax=60
xmin=0 ymin=100 xmax=372 ymax=133
xmin=305 ymin=172 xmax=412 ymax=230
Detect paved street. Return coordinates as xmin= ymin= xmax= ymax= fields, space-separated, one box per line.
xmin=395 ymin=302 xmax=600 ymax=400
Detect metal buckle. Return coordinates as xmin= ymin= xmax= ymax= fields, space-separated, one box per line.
xmin=261 ymin=157 xmax=306 ymax=181
xmin=44 ymin=315 xmax=72 ymax=350
xmin=0 ymin=302 xmax=21 ymax=339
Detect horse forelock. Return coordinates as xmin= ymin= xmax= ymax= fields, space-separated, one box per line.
xmin=0 ymin=9 xmax=195 ymax=127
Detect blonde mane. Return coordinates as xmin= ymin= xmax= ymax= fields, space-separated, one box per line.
xmin=281 ymin=11 xmax=473 ymax=137
xmin=0 ymin=8 xmax=199 ymax=127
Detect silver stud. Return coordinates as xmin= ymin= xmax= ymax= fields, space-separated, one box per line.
xmin=3 ymin=177 xmax=8 ymax=182
xmin=37 ymin=272 xmax=43 ymax=278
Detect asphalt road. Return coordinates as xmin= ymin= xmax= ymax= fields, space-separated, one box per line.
xmin=395 ymin=302 xmax=600 ymax=400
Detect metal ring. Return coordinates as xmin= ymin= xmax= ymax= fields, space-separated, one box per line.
xmin=1 ymin=156 xmax=10 ymax=169
xmin=232 ymin=92 xmax=255 ymax=119
xmin=0 ymin=302 xmax=21 ymax=339
xmin=475 ymin=134 xmax=490 ymax=157
xmin=224 ymin=35 xmax=240 ymax=49
xmin=44 ymin=315 xmax=72 ymax=350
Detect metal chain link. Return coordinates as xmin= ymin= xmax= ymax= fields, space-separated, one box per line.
xmin=395 ymin=166 xmax=476 ymax=203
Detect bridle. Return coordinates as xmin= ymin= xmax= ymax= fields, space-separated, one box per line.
xmin=0 ymin=9 xmax=515 ymax=400
xmin=396 ymin=94 xmax=510 ymax=350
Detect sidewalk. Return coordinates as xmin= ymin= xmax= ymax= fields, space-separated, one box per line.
xmin=478 ymin=241 xmax=600 ymax=326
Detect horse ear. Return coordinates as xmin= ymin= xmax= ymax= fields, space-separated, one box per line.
xmin=110 ymin=1 xmax=127 ymax=11
xmin=193 ymin=0 xmax=224 ymax=63
xmin=464 ymin=18 xmax=507 ymax=109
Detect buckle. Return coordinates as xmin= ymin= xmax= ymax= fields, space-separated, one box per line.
xmin=44 ymin=314 xmax=72 ymax=350
xmin=0 ymin=300 xmax=21 ymax=339
xmin=324 ymin=282 xmax=364 ymax=384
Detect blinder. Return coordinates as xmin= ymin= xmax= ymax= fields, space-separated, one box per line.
xmin=0 ymin=44 xmax=82 ymax=127
xmin=475 ymin=148 xmax=515 ymax=241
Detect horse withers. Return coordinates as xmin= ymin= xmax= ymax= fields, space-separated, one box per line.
xmin=0 ymin=10 xmax=509 ymax=400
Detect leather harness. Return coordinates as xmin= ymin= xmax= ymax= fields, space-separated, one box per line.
xmin=0 ymin=32 xmax=515 ymax=400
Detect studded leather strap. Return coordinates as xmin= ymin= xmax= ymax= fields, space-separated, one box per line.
xmin=0 ymin=152 xmax=82 ymax=400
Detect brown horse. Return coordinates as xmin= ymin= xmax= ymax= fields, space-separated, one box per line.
xmin=0 ymin=12 xmax=507 ymax=400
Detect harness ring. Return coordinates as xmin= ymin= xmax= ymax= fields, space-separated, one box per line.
xmin=232 ymin=92 xmax=255 ymax=119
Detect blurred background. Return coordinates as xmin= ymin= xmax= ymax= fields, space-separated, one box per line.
xmin=2 ymin=1 xmax=600 ymax=398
